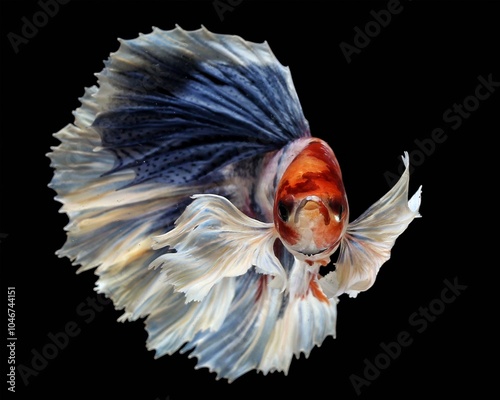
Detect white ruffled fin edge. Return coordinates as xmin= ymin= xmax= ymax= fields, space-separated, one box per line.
xmin=150 ymin=194 xmax=285 ymax=303
xmin=320 ymin=152 xmax=422 ymax=298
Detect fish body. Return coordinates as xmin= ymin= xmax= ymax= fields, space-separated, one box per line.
xmin=47 ymin=26 xmax=422 ymax=381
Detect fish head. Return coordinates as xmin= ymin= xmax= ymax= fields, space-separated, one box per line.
xmin=273 ymin=139 xmax=349 ymax=262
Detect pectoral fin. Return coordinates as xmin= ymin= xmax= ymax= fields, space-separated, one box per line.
xmin=320 ymin=152 xmax=422 ymax=298
xmin=150 ymin=194 xmax=286 ymax=302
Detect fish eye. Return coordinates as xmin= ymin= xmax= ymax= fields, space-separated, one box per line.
xmin=277 ymin=201 xmax=291 ymax=222
xmin=329 ymin=199 xmax=344 ymax=222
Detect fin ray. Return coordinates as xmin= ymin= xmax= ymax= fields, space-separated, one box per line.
xmin=320 ymin=152 xmax=422 ymax=298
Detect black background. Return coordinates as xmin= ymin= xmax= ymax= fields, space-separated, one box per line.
xmin=1 ymin=1 xmax=498 ymax=399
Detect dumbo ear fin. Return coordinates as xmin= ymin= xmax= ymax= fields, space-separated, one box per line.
xmin=320 ymin=152 xmax=422 ymax=298
xmin=150 ymin=194 xmax=286 ymax=303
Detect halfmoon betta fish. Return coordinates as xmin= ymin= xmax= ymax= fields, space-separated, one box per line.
xmin=47 ymin=26 xmax=422 ymax=381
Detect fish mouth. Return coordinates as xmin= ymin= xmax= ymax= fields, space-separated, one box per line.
xmin=296 ymin=196 xmax=323 ymax=212
xmin=298 ymin=248 xmax=327 ymax=257
xmin=295 ymin=196 xmax=330 ymax=225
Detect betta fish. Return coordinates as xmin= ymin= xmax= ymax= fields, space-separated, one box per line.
xmin=47 ymin=25 xmax=422 ymax=381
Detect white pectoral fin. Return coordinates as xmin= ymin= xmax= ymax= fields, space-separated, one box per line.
xmin=150 ymin=194 xmax=285 ymax=302
xmin=321 ymin=152 xmax=422 ymax=298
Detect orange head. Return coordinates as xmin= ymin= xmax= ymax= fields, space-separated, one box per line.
xmin=273 ymin=139 xmax=349 ymax=262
